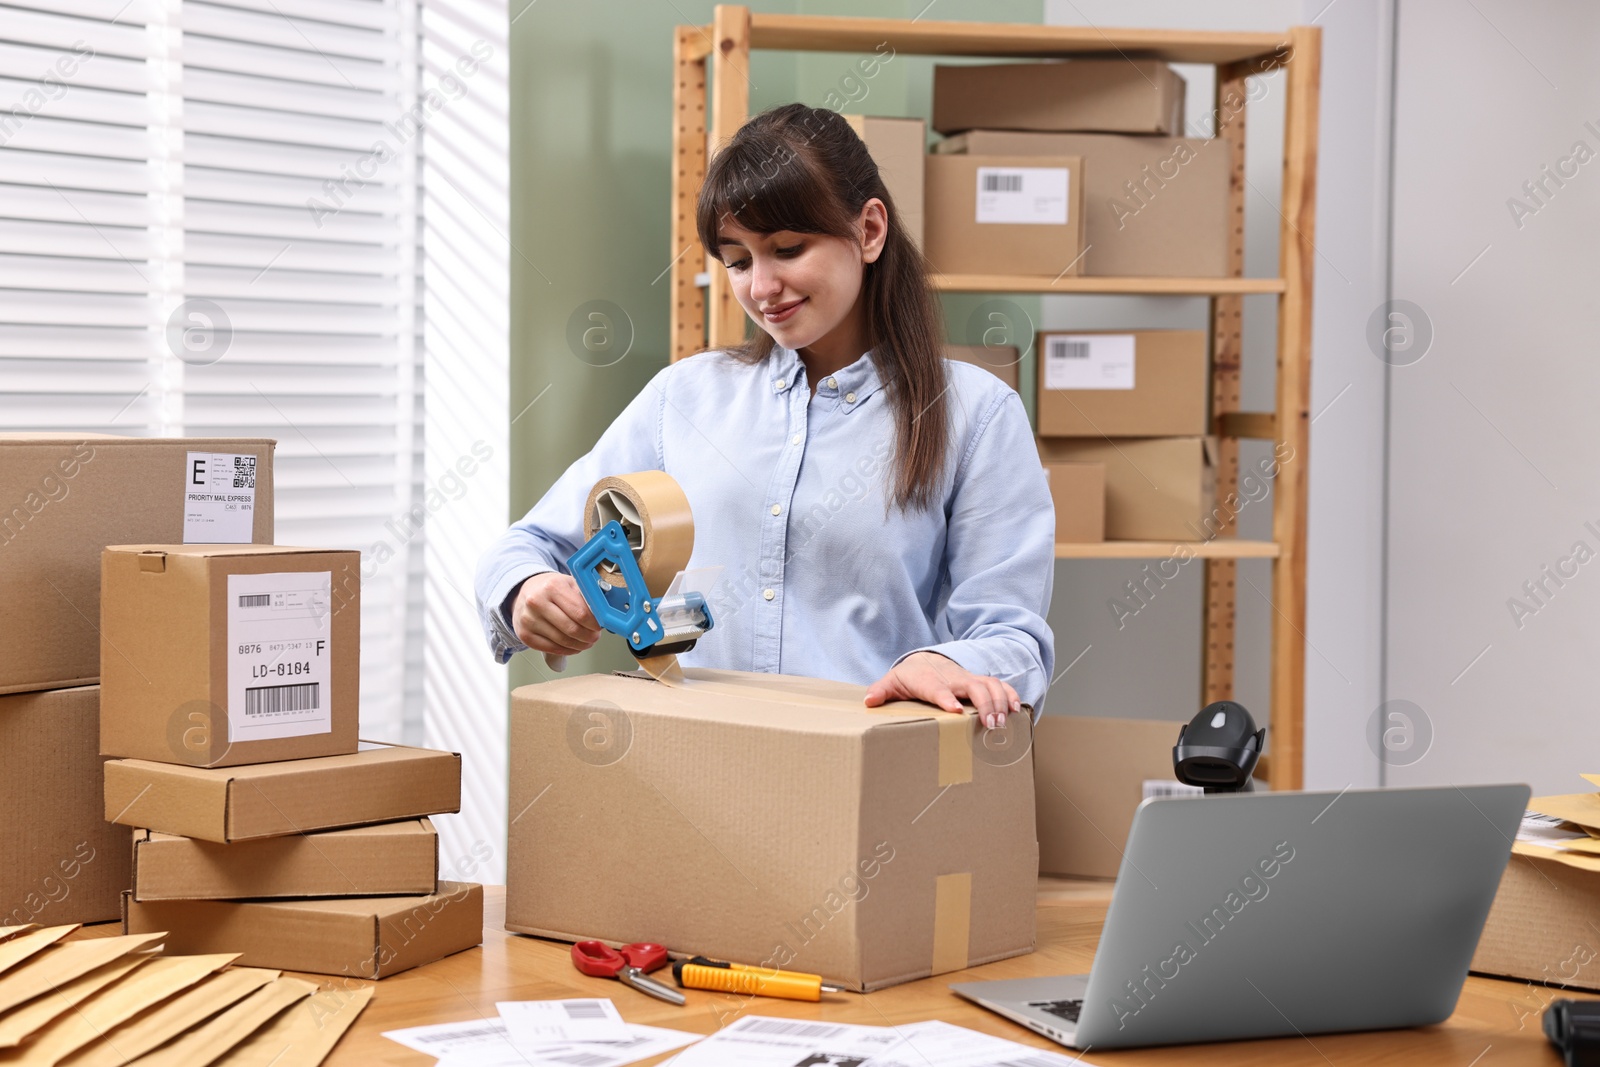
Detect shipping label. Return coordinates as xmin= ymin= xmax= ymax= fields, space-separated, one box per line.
xmin=184 ymin=452 xmax=258 ymax=543
xmin=1044 ymin=333 xmax=1136 ymax=390
xmin=227 ymin=570 xmax=333 ymax=741
xmin=975 ymin=166 xmax=1070 ymax=225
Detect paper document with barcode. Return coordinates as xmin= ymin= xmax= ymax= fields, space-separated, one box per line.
xmin=1044 ymin=334 xmax=1135 ymax=391
xmin=226 ymin=570 xmax=333 ymax=742
xmin=497 ymin=998 xmax=631 ymax=1046
xmin=669 ymin=1015 xmax=901 ymax=1066
xmin=861 ymin=1019 xmax=1089 ymax=1067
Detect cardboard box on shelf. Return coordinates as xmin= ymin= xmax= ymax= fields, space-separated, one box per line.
xmin=124 ymin=882 xmax=484 ymax=979
xmin=1033 ymin=715 xmax=1189 ymax=879
xmin=0 ymin=435 xmax=275 ymax=696
xmin=100 ymin=544 xmax=361 ymax=767
xmin=924 ymin=154 xmax=1084 ymax=277
xmin=935 ymin=130 xmax=1230 ymax=277
xmin=0 ymin=685 xmax=131 ymax=927
xmin=1039 ymin=436 xmax=1217 ymax=542
xmin=933 ymin=59 xmax=1186 ymax=137
xmin=842 ymin=114 xmax=926 ymax=250
xmin=945 ymin=344 xmax=1021 ymax=391
xmin=1044 ymin=462 xmax=1105 ymax=543
xmin=507 ymin=668 xmax=1038 ymax=992
xmin=1037 ymin=329 xmax=1209 ymax=437
xmin=104 ymin=742 xmax=462 ymax=843
xmin=132 ymin=818 xmax=439 ymax=901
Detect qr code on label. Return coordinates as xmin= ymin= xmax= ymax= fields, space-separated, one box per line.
xmin=233 ymin=455 xmax=256 ymax=489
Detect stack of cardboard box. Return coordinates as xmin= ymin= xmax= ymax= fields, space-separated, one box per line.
xmin=919 ymin=60 xmax=1225 ymax=537
xmin=925 ymin=57 xmax=1230 ymax=279
xmin=0 ymin=435 xmax=276 ymax=930
xmin=96 ymin=542 xmax=483 ymax=979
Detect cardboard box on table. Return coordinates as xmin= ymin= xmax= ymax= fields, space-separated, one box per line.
xmin=945 ymin=344 xmax=1021 ymax=392
xmin=1033 ymin=715 xmax=1190 ymax=879
xmin=506 ymin=668 xmax=1038 ymax=992
xmin=104 ymin=742 xmax=462 ymax=843
xmin=1039 ymin=436 xmax=1218 ymax=542
xmin=1473 ymin=788 xmax=1600 ymax=992
xmin=1036 ymin=329 xmax=1209 ymax=438
xmin=0 ymin=434 xmax=275 ymax=696
xmin=842 ymin=114 xmax=925 ymax=250
xmin=933 ymin=59 xmax=1187 ymax=137
xmin=924 ymin=154 xmax=1085 ymax=277
xmin=935 ymin=130 xmax=1230 ymax=277
xmin=132 ymin=819 xmax=439 ymax=901
xmin=0 ymin=685 xmax=131 ymax=926
xmin=124 ymin=882 xmax=485 ymax=979
xmin=99 ymin=544 xmax=361 ymax=767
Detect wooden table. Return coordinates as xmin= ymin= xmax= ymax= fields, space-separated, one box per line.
xmin=76 ymin=880 xmax=1561 ymax=1065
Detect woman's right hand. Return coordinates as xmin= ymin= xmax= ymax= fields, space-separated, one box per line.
xmin=511 ymin=572 xmax=602 ymax=656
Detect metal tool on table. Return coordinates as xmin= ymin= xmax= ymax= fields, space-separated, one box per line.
xmin=570 ymin=940 xmax=686 ymax=1006
xmin=671 ymin=956 xmax=845 ymax=1002
xmin=558 ymin=472 xmax=713 ymax=680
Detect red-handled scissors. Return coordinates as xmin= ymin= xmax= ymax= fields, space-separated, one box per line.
xmin=571 ymin=941 xmax=686 ymax=1005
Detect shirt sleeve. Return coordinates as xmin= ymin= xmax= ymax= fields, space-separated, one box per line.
xmin=473 ymin=365 xmax=670 ymax=663
xmin=896 ymin=390 xmax=1057 ymax=717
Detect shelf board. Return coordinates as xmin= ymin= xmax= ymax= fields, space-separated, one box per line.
xmin=1056 ymin=539 xmax=1280 ymax=560
xmin=744 ymin=15 xmax=1290 ymax=66
xmin=932 ymin=274 xmax=1286 ymax=295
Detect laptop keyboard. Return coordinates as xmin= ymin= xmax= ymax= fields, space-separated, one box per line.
xmin=1028 ymin=998 xmax=1083 ymax=1023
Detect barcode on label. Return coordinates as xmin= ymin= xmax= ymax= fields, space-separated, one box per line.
xmin=238 ymin=594 xmax=271 ymax=608
xmin=233 ymin=455 xmax=256 ymax=489
xmin=414 ymin=1023 xmax=504 ymax=1044
xmin=1049 ymin=339 xmax=1090 ymax=361
xmin=548 ymin=1054 xmax=610 ymax=1067
xmin=561 ymin=1000 xmax=606 ymax=1020
xmin=244 ymin=683 xmax=319 ymax=716
xmin=982 ymin=172 xmax=1023 ymax=193
xmin=1142 ymin=779 xmax=1206 ymax=799
xmin=1525 ymin=811 xmax=1565 ymax=827
xmin=737 ymin=1018 xmax=846 ymax=1039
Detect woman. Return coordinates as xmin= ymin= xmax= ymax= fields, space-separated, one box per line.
xmin=474 ymin=103 xmax=1055 ymax=728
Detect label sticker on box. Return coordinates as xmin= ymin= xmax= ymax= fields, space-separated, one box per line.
xmin=184 ymin=452 xmax=257 ymax=543
xmin=975 ymin=166 xmax=1069 ymax=225
xmin=227 ymin=570 xmax=333 ymax=742
xmin=1044 ymin=333 xmax=1136 ymax=390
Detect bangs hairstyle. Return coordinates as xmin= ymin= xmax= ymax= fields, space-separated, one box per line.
xmin=696 ymin=103 xmax=949 ymax=513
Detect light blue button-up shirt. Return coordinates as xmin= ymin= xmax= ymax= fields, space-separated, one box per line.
xmin=473 ymin=345 xmax=1057 ymax=712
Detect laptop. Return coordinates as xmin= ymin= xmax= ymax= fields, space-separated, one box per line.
xmin=952 ymin=783 xmax=1528 ymax=1050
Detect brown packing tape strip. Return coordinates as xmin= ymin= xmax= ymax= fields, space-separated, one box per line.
xmin=646 ymin=671 xmax=977 ymax=787
xmin=583 ymin=471 xmax=695 ymax=597
xmin=930 ymin=872 xmax=973 ymax=975
xmin=211 ymin=984 xmax=373 ymax=1067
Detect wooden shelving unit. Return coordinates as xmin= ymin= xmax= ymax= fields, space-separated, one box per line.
xmin=669 ymin=8 xmax=1319 ymax=789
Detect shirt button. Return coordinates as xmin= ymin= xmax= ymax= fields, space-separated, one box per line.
xmin=770 ymin=504 xmax=781 ymax=516
xmin=845 ymin=391 xmax=857 ymax=404
xmin=775 ymin=379 xmax=786 ymax=390
xmin=824 ymin=377 xmax=836 ymax=389
xmin=763 ymin=588 xmax=775 ymax=601
xmin=791 ymin=434 xmax=802 ymax=445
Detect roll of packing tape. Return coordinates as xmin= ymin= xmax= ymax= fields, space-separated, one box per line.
xmin=583 ymin=471 xmax=695 ymax=597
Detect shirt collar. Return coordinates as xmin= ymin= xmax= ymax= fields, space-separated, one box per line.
xmin=770 ymin=346 xmax=885 ymax=409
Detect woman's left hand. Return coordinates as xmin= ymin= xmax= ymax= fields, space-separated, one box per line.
xmin=864 ymin=651 xmax=1021 ymax=729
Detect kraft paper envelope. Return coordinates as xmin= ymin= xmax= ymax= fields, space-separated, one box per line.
xmin=0 ymin=956 xmax=151 ymax=1050
xmin=211 ymin=985 xmax=373 ymax=1067
xmin=126 ymin=977 xmax=317 ymax=1067
xmin=0 ymin=935 xmax=166 ymax=1016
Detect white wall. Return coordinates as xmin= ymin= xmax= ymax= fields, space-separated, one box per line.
xmin=1386 ymin=1 xmax=1600 ymax=792
xmin=1040 ymin=1 xmax=1393 ymax=790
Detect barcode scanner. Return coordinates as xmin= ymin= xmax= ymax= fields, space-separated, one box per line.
xmin=1173 ymin=700 xmax=1265 ymax=794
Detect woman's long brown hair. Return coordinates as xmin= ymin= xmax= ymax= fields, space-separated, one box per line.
xmin=695 ymin=103 xmax=949 ymax=513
